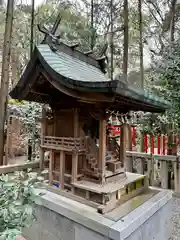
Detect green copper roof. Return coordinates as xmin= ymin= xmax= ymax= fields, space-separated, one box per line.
xmin=37 ymin=44 xmax=109 ymax=83
xmin=10 ymin=43 xmax=170 ymax=112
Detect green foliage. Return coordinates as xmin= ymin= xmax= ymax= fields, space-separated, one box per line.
xmin=0 ymin=170 xmax=44 ymax=240
xmin=149 ymin=42 xmax=180 ymax=129
xmin=137 ymin=41 xmax=180 ymax=135
xmin=8 ymin=101 xmax=42 ymax=142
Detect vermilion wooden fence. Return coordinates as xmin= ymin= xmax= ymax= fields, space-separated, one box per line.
xmin=107 ymin=125 xmax=136 ymax=147
xmin=142 ymin=134 xmax=178 ymax=155
xmin=107 ymin=125 xmax=179 ymax=155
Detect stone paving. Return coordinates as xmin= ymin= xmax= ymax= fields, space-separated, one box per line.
xmin=170 ymin=197 xmax=180 ymax=240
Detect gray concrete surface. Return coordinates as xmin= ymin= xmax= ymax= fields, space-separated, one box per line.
xmin=170 ymin=197 xmax=180 ymax=240
xmin=23 ymin=188 xmax=172 ymax=240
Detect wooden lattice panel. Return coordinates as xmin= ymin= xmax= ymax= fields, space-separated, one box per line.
xmin=42 ymin=136 xmax=86 ymax=152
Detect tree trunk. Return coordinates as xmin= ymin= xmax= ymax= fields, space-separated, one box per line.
xmin=123 ymin=0 xmax=128 ymax=82
xmin=138 ymin=0 xmax=144 ymax=88
xmin=170 ymin=0 xmax=177 ymax=43
xmin=0 ymin=0 xmax=14 ymax=165
xmin=30 ymin=0 xmax=35 ymax=58
xmin=90 ymin=0 xmax=94 ymax=50
xmin=110 ymin=0 xmax=114 ymax=81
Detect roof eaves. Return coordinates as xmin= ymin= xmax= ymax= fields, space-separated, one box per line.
xmin=115 ymin=81 xmax=170 ymax=112
xmin=9 ymin=48 xmax=39 ymax=99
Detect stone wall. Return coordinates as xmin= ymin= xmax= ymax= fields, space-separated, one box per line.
xmin=23 ymin=189 xmax=172 ymax=240
xmin=123 ymin=200 xmax=172 ymax=240
xmin=24 ymin=206 xmax=109 ymax=240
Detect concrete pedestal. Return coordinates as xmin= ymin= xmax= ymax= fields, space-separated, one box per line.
xmin=23 ymin=189 xmax=172 ymax=240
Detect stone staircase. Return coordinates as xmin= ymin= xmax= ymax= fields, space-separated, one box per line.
xmin=84 ymin=137 xmax=122 ymax=180
xmin=86 ymin=152 xmax=99 ymax=175
xmin=85 ymin=138 xmax=100 ymax=178
xmin=106 ymin=151 xmax=122 ymax=173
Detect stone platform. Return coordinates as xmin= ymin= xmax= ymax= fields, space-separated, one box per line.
xmin=48 ymin=172 xmax=149 ymax=214
xmin=23 ymin=187 xmax=172 ymax=240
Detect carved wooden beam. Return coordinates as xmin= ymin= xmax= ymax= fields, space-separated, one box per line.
xmin=70 ymin=43 xmax=80 ymax=49
xmin=90 ymin=108 xmax=107 ymax=120
xmin=84 ymin=50 xmax=93 ymax=55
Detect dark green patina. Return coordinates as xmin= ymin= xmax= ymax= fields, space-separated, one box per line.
xmin=10 ymin=41 xmax=170 ymax=113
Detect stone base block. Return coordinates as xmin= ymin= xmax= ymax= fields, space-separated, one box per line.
xmin=23 ymin=188 xmax=172 ymax=240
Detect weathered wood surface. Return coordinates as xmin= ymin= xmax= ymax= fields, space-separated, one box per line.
xmin=0 ymin=160 xmax=40 ymax=174
xmin=126 ymin=151 xmax=178 ymax=161
xmin=42 ymin=136 xmax=86 ymax=152
xmin=127 ymin=151 xmax=180 ymax=192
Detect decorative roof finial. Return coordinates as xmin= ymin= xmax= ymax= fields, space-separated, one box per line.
xmin=38 ymin=13 xmax=62 ymax=44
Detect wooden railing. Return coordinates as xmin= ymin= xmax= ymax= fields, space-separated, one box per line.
xmin=126 ymin=151 xmax=180 ymax=192
xmin=86 ymin=137 xmax=99 ymax=160
xmin=41 ymin=136 xmax=86 ymax=152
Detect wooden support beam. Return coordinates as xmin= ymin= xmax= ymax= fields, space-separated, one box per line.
xmin=40 ymin=107 xmax=46 ymax=171
xmin=124 ymin=124 xmax=132 ymax=172
xmin=160 ymin=161 xmax=168 ymax=189
xmin=147 ymin=156 xmax=154 ymax=186
xmin=49 ymin=150 xmax=54 ymax=185
xmin=53 ymin=110 xmax=56 ymax=136
xmin=174 ymin=161 xmax=180 ymax=193
xmin=98 ymin=119 xmax=106 ymax=183
xmin=60 ymin=150 xmax=65 ymax=189
xmin=84 ymin=50 xmax=93 ymax=55
xmin=70 ymin=43 xmax=79 ymax=49
xmin=74 ymin=108 xmax=79 ymax=137
xmin=71 ymin=108 xmax=79 ymax=183
xmin=119 ymin=123 xmax=127 ymax=167
xmin=137 ymin=158 xmax=144 ymax=175
xmin=72 ymin=153 xmax=78 ymax=183
xmin=0 ymin=160 xmax=40 ymax=174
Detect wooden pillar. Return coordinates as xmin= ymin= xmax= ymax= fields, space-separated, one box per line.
xmin=98 ymin=119 xmax=106 ymax=181
xmin=72 ymin=108 xmax=79 ymax=183
xmin=72 ymin=153 xmax=78 ymax=183
xmin=160 ymin=161 xmax=168 ymax=189
xmin=147 ymin=156 xmax=154 ymax=186
xmin=119 ymin=123 xmax=127 ymax=168
xmin=138 ymin=158 xmax=144 ymax=174
xmin=49 ymin=150 xmax=54 ymax=185
xmin=60 ymin=150 xmax=65 ymax=189
xmin=124 ymin=124 xmax=132 ymax=172
xmin=174 ymin=159 xmax=180 ymax=193
xmin=40 ymin=107 xmax=46 ymax=171
xmin=53 ymin=110 xmax=56 ymax=136
xmin=74 ymin=108 xmax=79 ymax=137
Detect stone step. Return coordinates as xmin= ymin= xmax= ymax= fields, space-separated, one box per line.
xmin=88 ymin=158 xmax=96 ymax=164
xmin=91 ymin=163 xmax=98 ymax=169
xmin=106 ymin=161 xmax=122 ymax=173
xmin=106 ymin=158 xmax=118 ymax=163
xmin=82 ymin=169 xmax=100 ymax=179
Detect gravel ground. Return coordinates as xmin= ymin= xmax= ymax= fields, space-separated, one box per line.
xmin=170 ymin=197 xmax=180 ymax=240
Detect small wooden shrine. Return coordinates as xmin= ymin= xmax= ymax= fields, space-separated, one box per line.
xmin=10 ymin=28 xmax=169 ymax=213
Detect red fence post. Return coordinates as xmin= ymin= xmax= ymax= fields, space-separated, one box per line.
xmin=151 ymin=135 xmax=154 ymax=154
xmin=162 ymin=135 xmax=165 ymax=155
xmin=157 ymin=136 xmax=161 ymax=155
xmin=144 ymin=135 xmax=148 ymax=153
xmin=132 ymin=127 xmax=136 ymax=147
